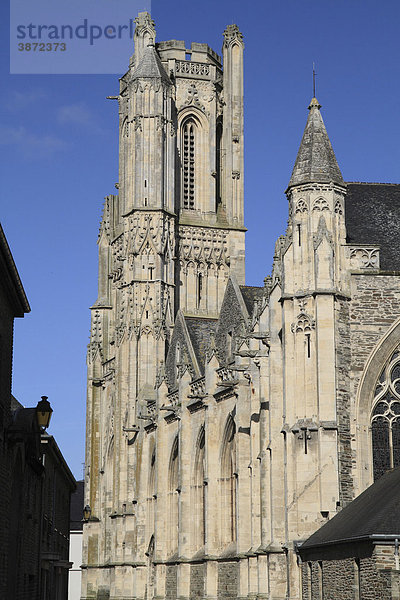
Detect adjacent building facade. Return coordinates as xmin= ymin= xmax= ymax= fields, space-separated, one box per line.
xmin=0 ymin=223 xmax=76 ymax=600
xmin=82 ymin=12 xmax=400 ymax=599
xmin=69 ymin=480 xmax=84 ymax=600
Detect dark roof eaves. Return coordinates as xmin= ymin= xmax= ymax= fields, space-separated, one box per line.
xmin=0 ymin=223 xmax=30 ymax=315
xmin=345 ymin=181 xmax=400 ymax=187
xmin=299 ymin=532 xmax=400 ymax=553
xmin=41 ymin=434 xmax=76 ymax=490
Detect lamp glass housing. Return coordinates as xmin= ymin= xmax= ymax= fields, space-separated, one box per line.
xmin=83 ymin=505 xmax=92 ymax=521
xmin=36 ymin=396 xmax=53 ymax=430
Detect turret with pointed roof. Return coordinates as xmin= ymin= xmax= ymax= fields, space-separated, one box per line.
xmin=288 ymin=97 xmax=344 ymax=189
xmin=131 ymin=42 xmax=171 ymax=85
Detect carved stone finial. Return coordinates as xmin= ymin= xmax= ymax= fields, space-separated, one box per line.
xmin=223 ymin=24 xmax=244 ymax=47
xmin=134 ymin=12 xmax=155 ymax=39
xmin=134 ymin=12 xmax=156 ymax=62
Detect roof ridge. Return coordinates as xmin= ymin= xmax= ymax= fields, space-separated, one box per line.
xmin=346 ymin=181 xmax=400 ymax=186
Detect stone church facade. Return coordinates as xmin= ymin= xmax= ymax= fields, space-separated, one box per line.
xmin=82 ymin=12 xmax=400 ymax=600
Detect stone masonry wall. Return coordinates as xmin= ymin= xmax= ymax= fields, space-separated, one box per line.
xmin=217 ymin=562 xmax=238 ymax=600
xmin=165 ymin=565 xmax=177 ymax=600
xmin=350 ymin=275 xmax=400 ymax=378
xmin=302 ymin=554 xmax=399 ymax=600
xmin=335 ymin=297 xmax=353 ymax=505
xmin=190 ymin=563 xmax=205 ymax=600
xmin=349 ymin=274 xmax=400 ymax=491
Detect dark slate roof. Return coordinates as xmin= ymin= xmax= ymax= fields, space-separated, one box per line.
xmin=132 ymin=44 xmax=171 ymax=84
xmin=184 ymin=317 xmax=218 ymax=372
xmin=345 ymin=182 xmax=400 ymax=271
xmin=288 ymin=98 xmax=344 ymax=189
xmin=9 ymin=406 xmax=37 ymax=433
xmin=300 ymin=467 xmax=400 ymax=553
xmin=239 ymin=286 xmax=264 ymax=317
xmin=70 ymin=480 xmax=84 ymax=531
xmin=10 ymin=395 xmax=23 ymax=411
xmin=0 ymin=223 xmax=30 ymax=316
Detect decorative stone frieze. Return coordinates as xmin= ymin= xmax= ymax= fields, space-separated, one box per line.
xmin=175 ymin=61 xmax=211 ymax=77
xmin=347 ymin=246 xmax=380 ymax=269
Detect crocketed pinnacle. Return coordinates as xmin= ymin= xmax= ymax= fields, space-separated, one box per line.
xmin=131 ymin=43 xmax=171 ymax=84
xmin=288 ymin=97 xmax=344 ymax=188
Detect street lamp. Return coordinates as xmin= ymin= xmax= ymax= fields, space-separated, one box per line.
xmin=36 ymin=396 xmax=53 ymax=430
xmin=83 ymin=505 xmax=92 ymax=521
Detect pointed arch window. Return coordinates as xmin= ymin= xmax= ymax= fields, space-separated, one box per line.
xmin=182 ymin=119 xmax=196 ymax=209
xmin=147 ymin=448 xmax=156 ymax=537
xmin=193 ymin=426 xmax=206 ymax=548
xmin=168 ymin=436 xmax=179 ymax=553
xmin=220 ymin=416 xmax=237 ymax=545
xmin=371 ymin=347 xmax=400 ymax=480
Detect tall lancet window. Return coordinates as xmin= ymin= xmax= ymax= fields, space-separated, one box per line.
xmin=220 ymin=415 xmax=237 ymax=545
xmin=193 ymin=427 xmax=206 ymax=548
xmin=147 ymin=448 xmax=156 ymax=538
xmin=168 ymin=436 xmax=179 ymax=554
xmin=182 ymin=119 xmax=195 ymax=209
xmin=371 ymin=347 xmax=400 ymax=480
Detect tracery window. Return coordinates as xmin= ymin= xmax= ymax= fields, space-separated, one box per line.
xmin=371 ymin=347 xmax=400 ymax=480
xmin=182 ymin=119 xmax=195 ymax=209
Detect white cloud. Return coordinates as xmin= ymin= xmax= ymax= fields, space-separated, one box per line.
xmin=0 ymin=125 xmax=67 ymax=158
xmin=57 ymin=102 xmax=103 ymax=133
xmin=6 ymin=89 xmax=46 ymax=112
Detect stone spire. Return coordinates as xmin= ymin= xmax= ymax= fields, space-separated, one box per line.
xmin=288 ymin=97 xmax=344 ymax=188
xmin=131 ymin=43 xmax=171 ymax=84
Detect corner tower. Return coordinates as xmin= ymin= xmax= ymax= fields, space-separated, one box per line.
xmin=279 ymin=96 xmax=349 ymax=549
xmin=82 ymin=14 xmax=245 ymax=599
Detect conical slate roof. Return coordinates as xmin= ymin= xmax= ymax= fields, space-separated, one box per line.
xmin=288 ymin=98 xmax=344 ymax=188
xmin=132 ymin=43 xmax=171 ymax=84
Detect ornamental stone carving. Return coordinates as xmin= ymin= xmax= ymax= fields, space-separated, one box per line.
xmin=128 ymin=214 xmax=175 ymax=258
xmin=334 ymin=199 xmax=343 ymax=215
xmin=178 ymin=226 xmax=228 ymax=266
xmin=175 ymin=61 xmax=211 ymax=77
xmin=223 ymin=24 xmax=243 ymax=46
xmin=183 ymin=84 xmax=205 ymax=112
xmin=295 ymin=199 xmax=308 ymax=213
xmin=291 ymin=312 xmax=316 ymax=333
xmin=312 ymin=197 xmax=330 ymax=211
xmin=348 ymin=246 xmax=380 ymax=269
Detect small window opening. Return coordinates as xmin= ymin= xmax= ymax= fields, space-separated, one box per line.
xmin=144 ymin=197 xmax=148 ymax=207
xmin=185 ymin=52 xmax=191 ymax=60
xmin=297 ymin=224 xmax=301 ymax=246
xmin=197 ymin=273 xmax=203 ymax=308
xmin=144 ymin=179 xmax=147 ymax=188
xmin=227 ymin=330 xmax=233 ymax=357
xmin=146 ymin=310 xmax=149 ymax=319
xmin=148 ymin=267 xmax=154 ymax=280
xmin=306 ymin=333 xmax=311 ymax=358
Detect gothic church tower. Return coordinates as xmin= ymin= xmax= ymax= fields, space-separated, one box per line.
xmin=82 ymin=13 xmax=245 ymax=598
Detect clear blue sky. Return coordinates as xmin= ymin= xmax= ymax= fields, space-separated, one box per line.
xmin=1 ymin=0 xmax=400 ymax=479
